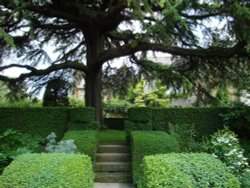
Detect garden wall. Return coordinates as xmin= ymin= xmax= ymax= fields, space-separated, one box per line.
xmin=125 ymin=107 xmax=250 ymax=138
xmin=0 ymin=107 xmax=95 ymax=138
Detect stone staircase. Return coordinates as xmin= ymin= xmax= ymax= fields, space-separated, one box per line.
xmin=94 ymin=142 xmax=133 ymax=187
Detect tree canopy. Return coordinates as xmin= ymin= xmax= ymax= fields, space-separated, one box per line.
xmin=0 ymin=0 xmax=249 ymax=122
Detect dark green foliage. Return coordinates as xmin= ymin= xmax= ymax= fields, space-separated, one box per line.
xmin=221 ymin=104 xmax=250 ymax=138
xmin=139 ymin=153 xmax=240 ymax=188
xmin=152 ymin=107 xmax=226 ymax=137
xmin=125 ymin=107 xmax=152 ymax=132
xmin=43 ymin=79 xmax=70 ymax=107
xmin=125 ymin=121 xmax=152 ymax=131
xmin=126 ymin=107 xmax=228 ymax=138
xmin=128 ymin=107 xmax=152 ymax=123
xmin=0 ymin=108 xmax=69 ymax=138
xmin=131 ymin=131 xmax=179 ymax=184
xmin=169 ymin=123 xmax=202 ymax=152
xmin=0 ymin=129 xmax=43 ymax=174
xmin=104 ymin=118 xmax=126 ymax=130
xmin=68 ymin=121 xmax=100 ymax=130
xmin=0 ymin=107 xmax=96 ymax=138
xmin=70 ymin=107 xmax=95 ymax=123
xmin=0 ymin=153 xmax=94 ymax=188
xmin=62 ymin=130 xmax=98 ymax=160
xmin=240 ymin=170 xmax=250 ymax=188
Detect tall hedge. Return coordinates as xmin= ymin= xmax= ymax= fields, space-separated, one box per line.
xmin=126 ymin=107 xmax=229 ymax=137
xmin=152 ymin=107 xmax=227 ymax=137
xmin=0 ymin=107 xmax=96 ymax=138
xmin=0 ymin=153 xmax=94 ymax=188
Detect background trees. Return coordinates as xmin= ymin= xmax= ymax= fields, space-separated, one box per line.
xmin=0 ymin=0 xmax=249 ymax=122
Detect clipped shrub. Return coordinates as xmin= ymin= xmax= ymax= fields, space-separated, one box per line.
xmin=128 ymin=107 xmax=152 ymax=123
xmin=0 ymin=108 xmax=69 ymax=138
xmin=131 ymin=131 xmax=179 ymax=184
xmin=0 ymin=153 xmax=94 ymax=188
xmin=70 ymin=107 xmax=95 ymax=123
xmin=68 ymin=121 xmax=100 ymax=130
xmin=125 ymin=121 xmax=152 ymax=131
xmin=139 ymin=153 xmax=240 ymax=188
xmin=62 ymin=130 xmax=98 ymax=160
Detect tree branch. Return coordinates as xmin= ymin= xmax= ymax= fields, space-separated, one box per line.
xmin=0 ymin=61 xmax=87 ymax=82
xmin=97 ymin=41 xmax=247 ymax=67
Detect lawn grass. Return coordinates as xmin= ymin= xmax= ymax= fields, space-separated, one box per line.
xmin=98 ymin=129 xmax=126 ymax=144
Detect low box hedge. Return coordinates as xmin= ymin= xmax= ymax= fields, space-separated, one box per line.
xmin=139 ymin=153 xmax=240 ymax=188
xmin=0 ymin=153 xmax=94 ymax=188
xmin=62 ymin=130 xmax=98 ymax=160
xmin=131 ymin=131 xmax=179 ymax=184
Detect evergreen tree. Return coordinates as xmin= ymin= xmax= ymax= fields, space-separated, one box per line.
xmin=0 ymin=0 xmax=249 ymax=122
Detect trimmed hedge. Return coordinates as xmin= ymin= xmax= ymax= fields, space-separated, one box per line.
xmin=0 ymin=153 xmax=94 ymax=188
xmin=126 ymin=107 xmax=228 ymax=137
xmin=69 ymin=107 xmax=95 ymax=123
xmin=128 ymin=107 xmax=152 ymax=122
xmin=0 ymin=107 xmax=96 ymax=138
xmin=152 ymin=108 xmax=226 ymax=137
xmin=68 ymin=121 xmax=99 ymax=130
xmin=0 ymin=108 xmax=68 ymax=138
xmin=62 ymin=130 xmax=98 ymax=160
xmin=139 ymin=153 xmax=240 ymax=188
xmin=131 ymin=131 xmax=179 ymax=184
xmin=69 ymin=108 xmax=99 ymax=130
xmin=125 ymin=121 xmax=152 ymax=131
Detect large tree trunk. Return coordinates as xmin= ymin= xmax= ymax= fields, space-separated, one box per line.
xmin=85 ymin=29 xmax=104 ymax=124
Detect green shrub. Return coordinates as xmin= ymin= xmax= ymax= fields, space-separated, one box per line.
xmin=0 ymin=107 xmax=95 ymax=138
xmin=240 ymin=170 xmax=250 ymax=188
xmin=128 ymin=107 xmax=152 ymax=123
xmin=62 ymin=130 xmax=98 ymax=160
xmin=221 ymin=104 xmax=250 ymax=138
xmin=204 ymin=127 xmax=249 ymax=175
xmin=0 ymin=129 xmax=43 ymax=174
xmin=45 ymin=132 xmax=78 ymax=154
xmin=68 ymin=121 xmax=100 ymax=130
xmin=131 ymin=131 xmax=179 ymax=184
xmin=0 ymin=153 xmax=94 ymax=188
xmin=70 ymin=107 xmax=95 ymax=123
xmin=104 ymin=98 xmax=133 ymax=115
xmin=0 ymin=108 xmax=69 ymax=138
xmin=126 ymin=107 xmax=227 ymax=137
xmin=139 ymin=153 xmax=240 ymax=188
xmin=125 ymin=121 xmax=152 ymax=131
xmin=169 ymin=123 xmax=202 ymax=152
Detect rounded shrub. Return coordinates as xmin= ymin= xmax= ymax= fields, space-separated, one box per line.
xmin=131 ymin=131 xmax=179 ymax=184
xmin=0 ymin=153 xmax=94 ymax=188
xmin=139 ymin=153 xmax=240 ymax=188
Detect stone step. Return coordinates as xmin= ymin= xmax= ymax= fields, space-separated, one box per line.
xmin=94 ymin=183 xmax=135 ymax=188
xmin=98 ymin=145 xmax=130 ymax=153
xmin=95 ymin=172 xmax=132 ymax=183
xmin=96 ymin=153 xmax=131 ymax=162
xmin=95 ymin=162 xmax=131 ymax=172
